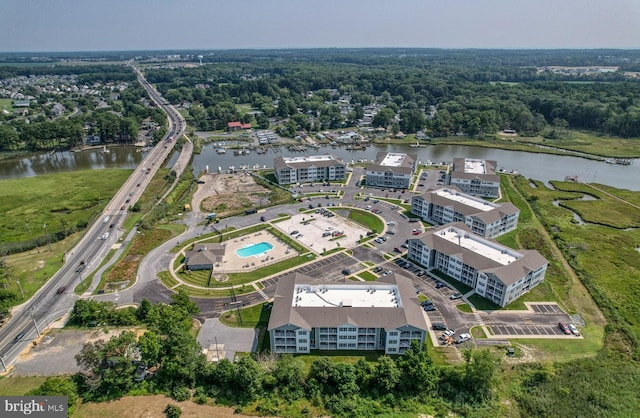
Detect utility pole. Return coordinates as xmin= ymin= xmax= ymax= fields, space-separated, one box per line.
xmin=43 ymin=223 xmax=52 ymax=252
xmin=25 ymin=223 xmax=40 ymax=253
xmin=30 ymin=309 xmax=41 ymax=337
xmin=16 ymin=279 xmax=24 ymax=299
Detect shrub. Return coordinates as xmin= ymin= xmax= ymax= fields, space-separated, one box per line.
xmin=164 ymin=404 xmax=182 ymax=418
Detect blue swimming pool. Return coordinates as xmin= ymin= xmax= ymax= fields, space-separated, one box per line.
xmin=236 ymin=242 xmax=273 ymax=258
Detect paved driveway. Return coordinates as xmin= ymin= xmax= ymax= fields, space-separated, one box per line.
xmin=197 ymin=319 xmax=257 ymax=361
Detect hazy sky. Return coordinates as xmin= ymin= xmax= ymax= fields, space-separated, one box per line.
xmin=2 ymin=0 xmax=639 ymax=52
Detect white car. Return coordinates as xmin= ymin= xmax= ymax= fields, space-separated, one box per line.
xmin=455 ymin=333 xmax=471 ymax=344
xmin=568 ymin=323 xmax=580 ymax=336
xmin=387 ymin=220 xmax=395 ymax=226
xmin=443 ymin=329 xmax=455 ymax=337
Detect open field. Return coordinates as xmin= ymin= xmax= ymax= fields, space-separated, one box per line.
xmin=508 ymin=175 xmax=639 ymax=357
xmin=0 ymin=376 xmax=47 ymax=395
xmin=73 ymin=395 xmax=250 ymax=418
xmin=510 ymin=130 xmax=640 ymax=158
xmin=0 ymin=169 xmax=131 ymax=249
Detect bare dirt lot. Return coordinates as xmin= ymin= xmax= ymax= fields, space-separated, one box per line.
xmin=198 ymin=173 xmax=271 ymax=217
xmin=11 ymin=328 xmax=144 ymax=376
xmin=74 ymin=395 xmax=252 ymax=418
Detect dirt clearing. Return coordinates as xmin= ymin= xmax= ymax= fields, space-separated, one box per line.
xmin=74 ymin=395 xmax=253 ymax=418
xmin=198 ymin=173 xmax=271 ymax=217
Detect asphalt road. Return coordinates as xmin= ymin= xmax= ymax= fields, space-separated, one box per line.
xmin=0 ymin=67 xmax=185 ymax=369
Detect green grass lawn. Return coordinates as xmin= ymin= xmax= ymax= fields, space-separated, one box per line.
xmin=175 ymin=283 xmax=256 ymax=298
xmin=357 ymin=271 xmax=377 ymax=281
xmin=158 ymin=271 xmax=179 ymax=288
xmin=219 ymin=302 xmax=271 ymax=328
xmin=0 ymin=376 xmax=47 ymax=396
xmin=468 ymin=294 xmax=502 ymax=311
xmin=343 ymin=208 xmax=384 ymax=233
xmin=456 ymin=303 xmax=473 ymax=313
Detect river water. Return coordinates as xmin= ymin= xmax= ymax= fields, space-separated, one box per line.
xmin=1 ymin=143 xmax=638 ymax=191
xmin=0 ymin=147 xmax=145 ymax=179
xmin=192 ymin=143 xmax=640 ymax=191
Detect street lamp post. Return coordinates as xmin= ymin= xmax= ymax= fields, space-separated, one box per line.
xmin=43 ymin=223 xmax=52 ymax=252
xmin=16 ymin=279 xmax=24 ymax=299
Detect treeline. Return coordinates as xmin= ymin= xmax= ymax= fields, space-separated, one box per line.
xmin=0 ymin=64 xmax=135 ymax=82
xmin=144 ymin=57 xmax=640 ymax=137
xmin=47 ymin=294 xmax=504 ymax=417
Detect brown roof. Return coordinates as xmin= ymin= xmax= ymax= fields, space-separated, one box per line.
xmin=268 ymin=273 xmax=428 ymax=332
xmin=409 ymin=223 xmax=547 ymax=286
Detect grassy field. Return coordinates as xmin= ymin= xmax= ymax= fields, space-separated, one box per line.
xmin=510 ymin=130 xmax=640 ymax=158
xmin=0 ymin=98 xmax=15 ymax=112
xmin=0 ymin=376 xmax=47 ymax=396
xmin=0 ymin=169 xmax=131 ymax=247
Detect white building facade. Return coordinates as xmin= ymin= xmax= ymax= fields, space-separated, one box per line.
xmin=268 ymin=273 xmax=428 ymax=354
xmin=365 ymin=152 xmax=417 ymax=189
xmin=411 ymin=187 xmax=520 ymax=238
xmin=273 ymin=154 xmax=346 ymax=184
xmin=407 ymin=223 xmax=548 ymax=307
xmin=448 ymin=158 xmax=500 ymax=198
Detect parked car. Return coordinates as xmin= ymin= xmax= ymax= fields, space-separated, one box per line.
xmin=444 ymin=329 xmax=456 ymax=337
xmin=435 ymin=281 xmax=446 ymax=289
xmin=558 ymin=322 xmax=572 ymax=335
xmin=423 ymin=305 xmax=437 ymax=312
xmin=568 ymin=323 xmax=581 ymax=336
xmin=373 ymin=267 xmax=383 ymax=273
xmin=420 ymin=300 xmax=433 ymax=307
xmin=56 ymin=286 xmax=66 ymax=295
xmin=450 ymin=292 xmax=463 ymax=300
xmin=341 ymin=269 xmax=351 ymax=275
xmin=455 ymin=333 xmax=471 ymax=344
xmin=432 ymin=323 xmax=447 ymax=331
xmin=383 ymin=270 xmax=392 ymax=276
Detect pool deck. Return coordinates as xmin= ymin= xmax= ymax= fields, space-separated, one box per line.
xmin=216 ymin=230 xmax=296 ymax=272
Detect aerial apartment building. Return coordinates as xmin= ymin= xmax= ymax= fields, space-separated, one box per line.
xmin=407 ymin=223 xmax=548 ymax=307
xmin=365 ymin=152 xmax=417 ymax=189
xmin=268 ymin=273 xmax=428 ymax=355
xmin=411 ymin=187 xmax=520 ymax=238
xmin=273 ymin=154 xmax=346 ymax=185
xmin=448 ymin=158 xmax=500 ymax=198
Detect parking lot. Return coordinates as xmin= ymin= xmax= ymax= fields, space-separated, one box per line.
xmin=488 ymin=323 xmax=578 ymax=337
xmin=274 ymin=212 xmax=368 ymax=253
xmin=529 ymin=303 xmax=565 ymax=314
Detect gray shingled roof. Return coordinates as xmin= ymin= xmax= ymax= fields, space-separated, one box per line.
xmin=410 ymin=223 xmax=547 ymax=286
xmin=416 ymin=188 xmax=518 ymax=222
xmin=451 ymin=157 xmax=499 ymax=181
xmin=268 ymin=273 xmax=428 ymax=332
xmin=185 ymin=243 xmax=225 ymax=267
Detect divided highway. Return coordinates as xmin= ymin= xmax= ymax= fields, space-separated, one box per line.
xmin=0 ymin=67 xmax=185 ymax=369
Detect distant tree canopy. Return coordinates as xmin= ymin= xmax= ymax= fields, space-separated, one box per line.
xmin=140 ymin=52 xmax=640 ymax=138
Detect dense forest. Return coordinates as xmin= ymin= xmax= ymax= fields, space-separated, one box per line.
xmin=141 ymin=51 xmax=640 ymax=138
